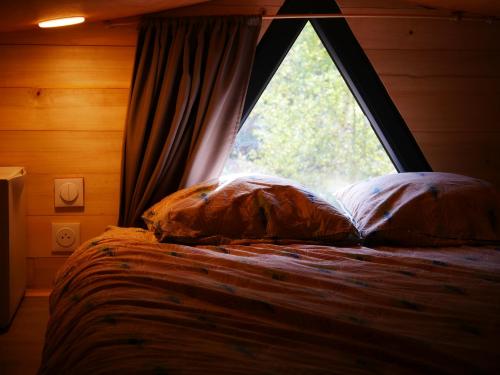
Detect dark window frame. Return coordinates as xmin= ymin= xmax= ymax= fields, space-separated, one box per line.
xmin=242 ymin=0 xmax=431 ymax=172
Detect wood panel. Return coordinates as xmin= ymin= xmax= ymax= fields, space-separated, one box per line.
xmin=26 ymin=257 xmax=69 ymax=289
xmin=337 ymin=0 xmax=428 ymax=10
xmin=27 ymin=215 xmax=117 ymax=257
xmin=0 ymin=22 xmax=137 ymax=46
xmin=365 ymin=50 xmax=500 ymax=77
xmin=390 ymin=93 xmax=500 ymax=129
xmin=0 ymin=23 xmax=135 ymax=284
xmin=0 ymin=0 xmax=282 ymax=44
xmin=379 ymin=75 xmax=500 ymax=94
xmin=339 ymin=0 xmax=500 ymax=187
xmin=0 ymin=0 xmax=210 ymax=32
xmin=0 ymin=45 xmax=135 ymax=88
xmin=345 ymin=19 xmax=500 ymax=51
xmin=404 ymin=0 xmax=500 ymax=17
xmin=338 ymin=0 xmax=452 ymax=15
xmin=413 ymin=131 xmax=500 ymax=185
xmin=25 ymin=174 xmax=120 ymax=216
xmin=0 ymin=88 xmax=128 ymax=131
xmin=0 ymin=131 xmax=122 ymax=174
xmin=159 ymin=0 xmax=283 ymax=17
xmin=25 ymin=289 xmax=51 ymax=297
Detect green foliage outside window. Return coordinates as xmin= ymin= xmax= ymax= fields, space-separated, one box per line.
xmin=223 ymin=22 xmax=396 ymax=202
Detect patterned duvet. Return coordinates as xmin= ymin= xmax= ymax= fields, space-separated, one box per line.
xmin=39 ymin=227 xmax=500 ymax=374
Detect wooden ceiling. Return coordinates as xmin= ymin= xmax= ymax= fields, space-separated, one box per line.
xmin=405 ymin=1 xmax=500 ymax=16
xmin=0 ymin=0 xmax=209 ymax=31
xmin=0 ymin=0 xmax=497 ymax=32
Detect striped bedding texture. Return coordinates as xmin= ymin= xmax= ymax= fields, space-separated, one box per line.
xmin=39 ymin=227 xmax=500 ymax=374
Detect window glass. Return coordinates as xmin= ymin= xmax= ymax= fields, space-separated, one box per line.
xmin=222 ymin=22 xmax=396 ymax=203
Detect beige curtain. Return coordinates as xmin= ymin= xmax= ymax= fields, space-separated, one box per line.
xmin=119 ymin=16 xmax=261 ymax=227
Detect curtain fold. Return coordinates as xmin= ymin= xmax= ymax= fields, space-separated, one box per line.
xmin=119 ymin=16 xmax=261 ymax=227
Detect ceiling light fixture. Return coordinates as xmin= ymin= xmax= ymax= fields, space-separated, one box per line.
xmin=38 ymin=16 xmax=85 ymax=28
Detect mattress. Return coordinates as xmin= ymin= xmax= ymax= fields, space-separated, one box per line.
xmin=39 ymin=227 xmax=500 ymax=374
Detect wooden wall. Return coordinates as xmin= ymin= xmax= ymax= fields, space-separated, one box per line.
xmin=0 ymin=0 xmax=498 ymax=287
xmin=338 ymin=0 xmax=500 ymax=185
xmin=0 ymin=23 xmax=137 ymax=287
xmin=0 ymin=0 xmax=284 ymax=288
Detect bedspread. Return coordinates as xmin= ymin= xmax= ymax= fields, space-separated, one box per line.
xmin=39 ymin=227 xmax=500 ymax=374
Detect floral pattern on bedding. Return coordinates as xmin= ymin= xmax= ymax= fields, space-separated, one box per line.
xmin=40 ymin=227 xmax=500 ymax=375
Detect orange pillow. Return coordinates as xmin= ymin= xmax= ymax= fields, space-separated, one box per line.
xmin=143 ymin=175 xmax=359 ymax=244
xmin=336 ymin=172 xmax=500 ymax=246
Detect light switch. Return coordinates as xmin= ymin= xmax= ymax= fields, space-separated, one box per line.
xmin=54 ymin=178 xmax=84 ymax=208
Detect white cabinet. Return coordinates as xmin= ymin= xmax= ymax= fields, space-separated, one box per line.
xmin=0 ymin=167 xmax=26 ymax=331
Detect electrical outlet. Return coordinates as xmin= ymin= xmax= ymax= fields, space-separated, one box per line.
xmin=52 ymin=223 xmax=80 ymax=252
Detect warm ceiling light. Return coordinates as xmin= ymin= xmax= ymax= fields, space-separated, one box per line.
xmin=38 ymin=16 xmax=85 ymax=28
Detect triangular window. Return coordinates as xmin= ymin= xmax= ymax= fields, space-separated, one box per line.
xmin=222 ymin=22 xmax=396 ymax=203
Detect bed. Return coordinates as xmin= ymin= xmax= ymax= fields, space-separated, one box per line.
xmin=39 ymin=174 xmax=500 ymax=374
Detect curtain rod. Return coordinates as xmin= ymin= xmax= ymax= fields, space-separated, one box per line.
xmin=261 ymin=13 xmax=497 ymax=23
xmin=105 ymin=12 xmax=497 ymax=27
